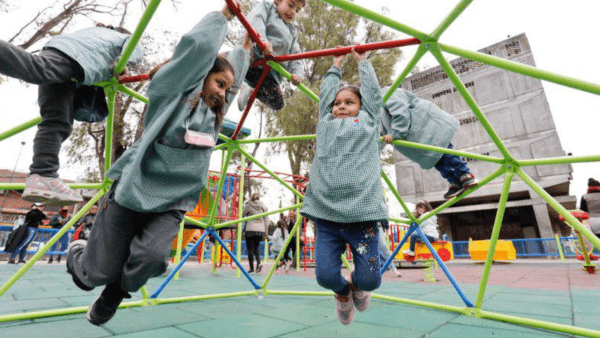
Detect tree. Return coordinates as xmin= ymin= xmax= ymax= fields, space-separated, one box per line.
xmin=264 ymin=0 xmax=403 ymax=178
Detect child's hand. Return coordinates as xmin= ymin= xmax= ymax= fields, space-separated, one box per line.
xmin=291 ymin=74 xmax=302 ymax=86
xmin=114 ymin=65 xmax=129 ymax=82
xmin=222 ymin=1 xmax=241 ymax=21
xmin=242 ymin=32 xmax=254 ymax=52
xmin=351 ymin=47 xmax=366 ymax=63
xmin=264 ymin=42 xmax=273 ymax=55
xmin=382 ymin=134 xmax=394 ymax=144
xmin=333 ymin=46 xmax=345 ymax=69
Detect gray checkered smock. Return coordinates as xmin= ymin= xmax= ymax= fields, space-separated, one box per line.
xmin=106 ymin=12 xmax=250 ymax=212
xmin=45 ymin=26 xmax=143 ymax=86
xmin=301 ymin=61 xmax=388 ymax=223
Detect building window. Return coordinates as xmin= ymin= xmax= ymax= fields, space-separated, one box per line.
xmin=505 ymin=41 xmax=521 ymax=57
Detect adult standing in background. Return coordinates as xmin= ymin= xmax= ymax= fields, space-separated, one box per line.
xmin=48 ymin=206 xmax=72 ymax=263
xmin=580 ymin=178 xmax=600 ymax=237
xmin=7 ymin=203 xmax=47 ymax=264
xmin=243 ymin=193 xmax=269 ymax=274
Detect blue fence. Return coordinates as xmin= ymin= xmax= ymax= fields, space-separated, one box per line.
xmin=452 ymin=237 xmax=600 ymax=258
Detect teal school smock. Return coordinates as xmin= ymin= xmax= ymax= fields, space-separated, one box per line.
xmin=301 ymin=61 xmax=388 ymax=223
xmin=106 ymin=11 xmax=250 ymax=213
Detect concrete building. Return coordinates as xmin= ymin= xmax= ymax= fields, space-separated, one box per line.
xmin=395 ymin=34 xmax=575 ymax=241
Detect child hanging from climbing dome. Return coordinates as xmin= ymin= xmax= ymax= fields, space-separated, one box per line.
xmin=0 ymin=23 xmax=143 ymax=205
xmin=301 ymin=48 xmax=388 ymax=325
xmin=403 ymin=200 xmax=439 ymax=259
xmin=237 ymin=0 xmax=305 ymax=111
xmin=380 ymin=87 xmax=477 ymax=199
xmin=66 ymin=3 xmax=253 ymax=326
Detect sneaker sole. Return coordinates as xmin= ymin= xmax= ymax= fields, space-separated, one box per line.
xmin=444 ymin=187 xmax=466 ymax=199
xmin=22 ymin=188 xmax=82 ymax=206
xmin=86 ymin=299 xmax=114 ymax=326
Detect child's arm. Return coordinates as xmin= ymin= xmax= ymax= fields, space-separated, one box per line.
xmin=384 ymin=89 xmax=411 ymax=140
xmin=288 ymin=33 xmax=303 ymax=85
xmin=353 ymin=48 xmax=382 ymax=120
xmin=224 ymin=33 xmax=253 ymax=112
xmin=319 ymin=53 xmax=344 ymax=119
xmin=148 ymin=7 xmax=234 ymax=97
xmin=247 ymin=1 xmax=271 ymax=51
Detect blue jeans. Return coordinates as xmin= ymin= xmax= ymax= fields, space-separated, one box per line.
xmin=409 ymin=233 xmax=437 ymax=252
xmin=49 ymin=231 xmax=70 ymax=259
xmin=9 ymin=228 xmax=38 ymax=261
xmin=434 ymin=143 xmax=471 ymax=185
xmin=315 ymin=219 xmax=381 ymax=295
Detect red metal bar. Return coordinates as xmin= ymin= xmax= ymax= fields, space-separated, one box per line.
xmin=118 ymin=74 xmax=150 ymax=84
xmin=224 ymin=0 xmax=269 ymax=52
xmin=231 ymin=65 xmax=271 ymax=140
xmin=251 ymin=38 xmax=421 ymax=67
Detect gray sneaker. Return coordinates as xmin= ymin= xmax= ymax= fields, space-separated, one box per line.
xmin=22 ymin=174 xmax=83 ymax=205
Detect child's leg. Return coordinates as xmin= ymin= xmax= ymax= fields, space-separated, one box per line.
xmin=434 ymin=143 xmax=472 ymax=183
xmin=0 ymin=43 xmax=82 ymax=84
xmin=314 ymin=219 xmax=349 ymax=295
xmin=119 ymin=209 xmax=184 ymax=292
xmin=345 ymin=222 xmax=381 ymax=292
xmin=409 ymin=233 xmax=418 ymax=252
xmin=244 ymin=66 xmax=284 ymax=111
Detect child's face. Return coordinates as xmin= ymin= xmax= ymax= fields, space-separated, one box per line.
xmin=275 ymin=0 xmax=303 ymax=23
xmin=202 ymin=69 xmax=234 ymax=110
xmin=417 ymin=206 xmax=426 ymax=214
xmin=332 ymin=89 xmax=361 ymax=118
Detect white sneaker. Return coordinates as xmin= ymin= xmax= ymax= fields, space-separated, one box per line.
xmin=403 ymin=249 xmax=415 ymax=257
xmin=237 ymin=82 xmax=253 ymax=111
xmin=334 ymin=289 xmax=354 ymax=325
xmin=22 ymin=174 xmax=83 ymax=205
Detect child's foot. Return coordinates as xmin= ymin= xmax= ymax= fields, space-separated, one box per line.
xmin=237 ymin=82 xmax=252 ymax=111
xmin=403 ymin=249 xmax=415 ymax=257
xmin=17 ymin=260 xmax=26 ymax=264
xmin=256 ymin=263 xmax=263 ymax=273
xmin=395 ymin=270 xmax=402 ymax=277
xmin=66 ymin=240 xmax=94 ymax=291
xmin=460 ymin=173 xmax=478 ymax=190
xmin=334 ymin=289 xmax=354 ymax=325
xmin=345 ymin=275 xmax=371 ymax=312
xmin=48 ymin=258 xmax=53 ymax=264
xmin=443 ymin=183 xmax=463 ymax=199
xmin=22 ymin=174 xmax=83 ymax=205
xmin=7 ymin=259 xmax=16 ymax=264
xmin=87 ymin=283 xmax=131 ymax=326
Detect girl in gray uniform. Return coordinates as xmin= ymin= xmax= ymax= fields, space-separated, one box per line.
xmin=66 ymin=3 xmax=252 ymax=326
xmin=301 ymin=48 xmax=388 ymax=325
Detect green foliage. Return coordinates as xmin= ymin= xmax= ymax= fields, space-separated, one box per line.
xmin=264 ymin=0 xmax=403 ymax=176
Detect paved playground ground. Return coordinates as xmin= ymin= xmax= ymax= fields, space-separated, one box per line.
xmin=0 ymin=259 xmax=599 ymax=338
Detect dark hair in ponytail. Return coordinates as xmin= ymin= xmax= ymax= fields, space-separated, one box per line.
xmin=96 ymin=23 xmax=132 ymax=35
xmin=189 ymin=55 xmax=235 ymax=123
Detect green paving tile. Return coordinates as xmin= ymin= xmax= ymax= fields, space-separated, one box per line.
xmin=258 ymin=304 xmax=337 ymax=326
xmin=490 ymin=292 xmax=572 ymax=306
xmin=0 ymin=318 xmax=109 ymax=338
xmin=102 ymin=305 xmax=210 ymax=335
xmin=0 ymin=298 xmax=69 ymax=315
xmin=482 ymin=299 xmax=573 ymax=319
xmin=357 ymin=302 xmax=459 ymax=332
xmin=177 ymin=313 xmax=307 ymax=338
xmin=574 ymin=313 xmax=600 ymax=331
xmin=427 ymin=323 xmax=572 ymax=338
xmin=282 ymin=320 xmax=422 ymax=338
xmin=572 ymin=299 xmax=600 ymax=313
xmin=450 ymin=314 xmax=573 ymax=335
xmin=111 ymin=327 xmax=200 ymax=338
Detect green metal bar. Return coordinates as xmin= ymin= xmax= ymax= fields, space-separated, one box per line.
xmin=554 ymin=233 xmax=565 ymax=262
xmin=372 ymin=293 xmax=466 ymax=314
xmin=430 ymin=0 xmax=474 ymax=40
xmin=0 ymin=117 xmax=40 ymax=142
xmin=342 ymin=253 xmax=352 ymax=271
xmin=213 ymin=143 xmax=228 ymax=152
xmin=113 ymin=83 xmax=149 ymax=104
xmin=236 ymin=146 xmax=246 ymax=278
xmin=261 ymin=215 xmax=303 ymax=289
xmin=174 ymin=220 xmax=185 ymax=280
xmin=475 ymin=168 xmax=513 ymax=309
xmin=140 ymin=286 xmax=150 ymax=303
xmin=267 ymin=61 xmax=319 ymax=102
xmin=576 ymin=231 xmax=595 ymax=267
xmin=263 ymin=290 xmax=332 ymax=297
xmin=429 ymin=44 xmax=513 ymax=160
xmin=214 ymin=203 xmax=302 ymax=230
xmin=420 ymin=166 xmax=505 ymax=224
xmin=183 ymin=215 xmax=209 ymax=229
xmin=207 ymin=147 xmax=234 ymax=226
xmin=478 ymin=309 xmax=600 ymax=338
xmin=389 ymin=217 xmax=411 ymax=225
xmin=153 ymin=291 xmax=259 ymax=305
xmin=320 ymin=0 xmax=429 ymax=41
xmin=388 ymin=139 xmax=504 ymax=164
xmin=381 ymin=170 xmax=417 ymax=223
xmin=113 ymin=0 xmax=162 ymax=74
xmin=104 ymin=88 xmax=117 ymax=173
xmin=440 ymin=43 xmax=600 ymax=96
xmin=515 ymin=168 xmax=600 ymax=250
xmin=384 ymin=45 xmax=428 ymax=103
xmin=0 ymin=189 xmax=106 ymax=298
xmin=518 ymin=154 xmax=600 ymax=166
xmin=235 ymin=145 xmax=304 ymax=200
xmin=236 ymin=134 xmax=316 ymax=144
xmin=0 ymin=182 xmax=105 ymax=190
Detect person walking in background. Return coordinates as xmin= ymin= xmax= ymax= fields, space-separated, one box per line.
xmin=7 ymin=203 xmax=47 ymax=264
xmin=48 ymin=206 xmax=72 ymax=263
xmin=243 ymin=193 xmax=269 ymax=274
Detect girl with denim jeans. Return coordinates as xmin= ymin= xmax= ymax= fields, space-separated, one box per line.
xmin=301 ymin=49 xmax=387 ymax=325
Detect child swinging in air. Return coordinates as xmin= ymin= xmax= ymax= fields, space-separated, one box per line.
xmin=381 ymin=87 xmax=477 ymax=199
xmin=237 ymin=0 xmax=305 ymax=111
xmin=66 ymin=3 xmax=253 ymax=326
xmin=301 ymin=48 xmax=388 ymax=325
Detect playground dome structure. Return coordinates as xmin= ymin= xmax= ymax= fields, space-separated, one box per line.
xmin=1 ymin=0 xmax=600 ymax=336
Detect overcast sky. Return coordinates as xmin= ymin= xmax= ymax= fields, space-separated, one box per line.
xmin=1 ymin=0 xmax=599 ymax=220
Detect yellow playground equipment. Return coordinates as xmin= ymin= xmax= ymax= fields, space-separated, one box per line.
xmin=390 ymin=225 xmax=454 ymax=263
xmin=468 ymin=239 xmax=516 ymax=261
